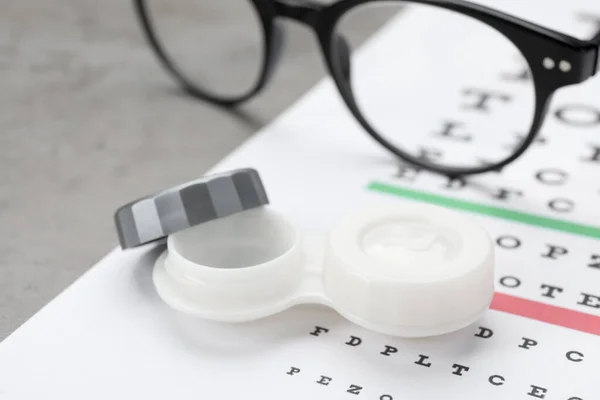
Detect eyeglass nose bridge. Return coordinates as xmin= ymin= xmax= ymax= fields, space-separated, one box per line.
xmin=264 ymin=0 xmax=354 ymax=116
xmin=272 ymin=0 xmax=324 ymax=28
xmin=269 ymin=0 xmax=351 ymax=81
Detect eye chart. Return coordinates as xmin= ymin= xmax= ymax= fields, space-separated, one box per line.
xmin=204 ymin=1 xmax=600 ymax=399
xmin=0 ymin=1 xmax=598 ymax=400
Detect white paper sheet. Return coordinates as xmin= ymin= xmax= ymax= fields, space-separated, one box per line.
xmin=1 ymin=1 xmax=599 ymax=399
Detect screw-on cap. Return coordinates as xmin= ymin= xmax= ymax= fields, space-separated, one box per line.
xmin=114 ymin=168 xmax=269 ymax=249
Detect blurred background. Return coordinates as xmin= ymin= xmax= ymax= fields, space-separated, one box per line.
xmin=0 ymin=0 xmax=392 ymax=340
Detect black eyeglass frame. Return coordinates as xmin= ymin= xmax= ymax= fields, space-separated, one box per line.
xmin=134 ymin=0 xmax=600 ymax=177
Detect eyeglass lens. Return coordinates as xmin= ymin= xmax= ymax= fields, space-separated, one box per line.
xmin=145 ymin=0 xmax=265 ymax=98
xmin=334 ymin=2 xmax=536 ymax=170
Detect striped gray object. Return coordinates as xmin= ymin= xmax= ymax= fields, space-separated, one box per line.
xmin=114 ymin=168 xmax=269 ymax=249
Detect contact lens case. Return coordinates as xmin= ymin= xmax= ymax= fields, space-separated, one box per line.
xmin=115 ymin=168 xmax=495 ymax=338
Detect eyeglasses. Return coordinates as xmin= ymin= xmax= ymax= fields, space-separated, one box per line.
xmin=133 ymin=0 xmax=600 ymax=177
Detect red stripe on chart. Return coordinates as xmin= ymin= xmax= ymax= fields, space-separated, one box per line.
xmin=490 ymin=292 xmax=600 ymax=336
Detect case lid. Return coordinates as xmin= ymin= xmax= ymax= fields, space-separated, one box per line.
xmin=114 ymin=168 xmax=269 ymax=248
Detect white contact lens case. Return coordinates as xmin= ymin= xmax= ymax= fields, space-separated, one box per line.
xmin=114 ymin=168 xmax=494 ymax=338
xmin=152 ymin=203 xmax=495 ymax=338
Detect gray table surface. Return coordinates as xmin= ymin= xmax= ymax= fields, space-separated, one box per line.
xmin=0 ymin=0 xmax=393 ymax=341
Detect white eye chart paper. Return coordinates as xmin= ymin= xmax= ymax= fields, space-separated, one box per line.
xmin=0 ymin=1 xmax=599 ymax=400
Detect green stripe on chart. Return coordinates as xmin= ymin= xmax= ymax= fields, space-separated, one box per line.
xmin=367 ymin=181 xmax=600 ymax=240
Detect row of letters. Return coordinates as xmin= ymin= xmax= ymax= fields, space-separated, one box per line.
xmin=394 ymin=152 xmax=600 ymax=215
xmin=308 ymin=325 xmax=589 ymax=363
xmin=285 ymin=367 xmax=581 ymax=400
xmin=437 ymin=96 xmax=600 ymax=130
xmin=285 ymin=367 xmax=578 ymax=400
xmin=282 ymin=325 xmax=591 ymax=399
xmin=495 ymin=234 xmax=600 ymax=270
xmin=497 ymin=275 xmax=600 ymax=310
